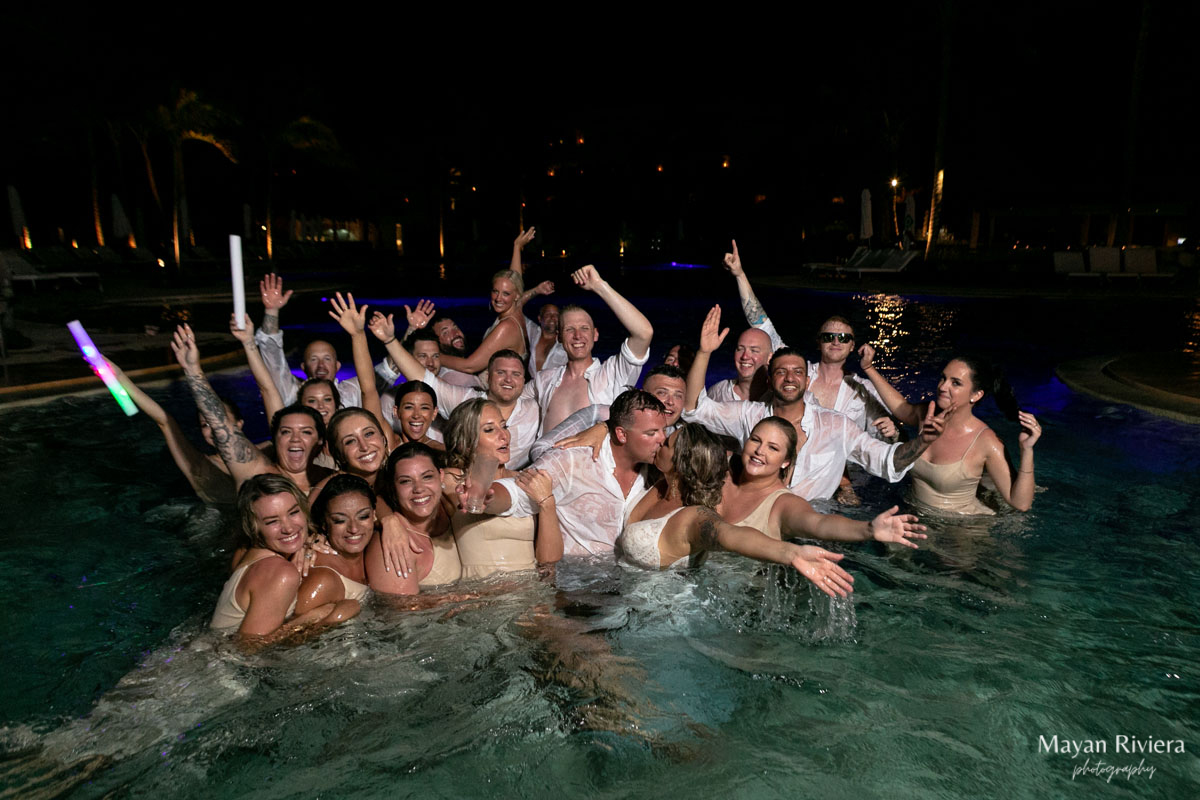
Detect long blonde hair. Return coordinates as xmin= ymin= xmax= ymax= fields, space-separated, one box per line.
xmin=443 ymin=398 xmax=498 ymax=472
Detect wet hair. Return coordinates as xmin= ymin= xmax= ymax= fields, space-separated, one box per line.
xmin=817 ymin=315 xmax=856 ymax=339
xmin=311 ymin=473 xmax=376 ymax=534
xmin=236 ymin=473 xmax=312 ymax=550
xmin=270 ymin=404 xmax=326 ymax=444
xmin=405 ymin=328 xmax=441 ymax=352
xmin=608 ymin=389 xmax=666 ymax=434
xmin=672 ymin=423 xmax=729 ymax=510
xmin=558 ymin=304 xmax=592 ymax=324
xmin=487 ymin=348 xmax=526 ymax=379
xmin=662 ymin=344 xmax=695 ymax=374
xmin=378 ymin=441 xmax=442 ymax=514
xmin=442 ymin=397 xmax=498 ymax=471
xmin=299 ymin=378 xmax=342 ymax=410
xmin=767 ymin=346 xmax=807 ymax=374
xmin=645 ymin=364 xmax=686 ymax=384
xmin=751 ymin=416 xmax=799 ymax=480
xmin=951 ymin=354 xmax=1021 ymax=420
xmin=395 ymin=380 xmax=438 ymax=408
xmin=218 ymin=395 xmax=243 ymax=422
xmin=326 ymin=407 xmax=386 ymax=470
xmin=491 ymin=268 xmax=525 ymax=296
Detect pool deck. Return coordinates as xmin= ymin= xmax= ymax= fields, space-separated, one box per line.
xmin=2 ymin=275 xmax=1199 ymax=423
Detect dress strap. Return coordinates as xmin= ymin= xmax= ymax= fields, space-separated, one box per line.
xmin=959 ymin=426 xmax=988 ymax=462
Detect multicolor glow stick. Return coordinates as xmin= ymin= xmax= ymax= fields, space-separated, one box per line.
xmin=230 ymin=234 xmax=246 ymax=329
xmin=66 ymin=320 xmax=139 ymax=416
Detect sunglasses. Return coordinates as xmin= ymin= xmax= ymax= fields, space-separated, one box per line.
xmin=818 ymin=332 xmax=854 ymax=343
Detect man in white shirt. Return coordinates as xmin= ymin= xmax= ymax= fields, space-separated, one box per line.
xmin=534 ymin=265 xmax=654 ymax=436
xmin=529 ymin=303 xmax=567 ymax=374
xmin=682 ymin=306 xmax=947 ymax=502
xmin=376 ymin=331 xmax=540 ymax=468
xmin=482 ymin=390 xmax=667 ymax=557
xmin=253 ymin=273 xmax=399 ymax=408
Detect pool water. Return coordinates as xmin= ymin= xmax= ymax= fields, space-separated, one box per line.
xmin=1 ymin=285 xmax=1198 ymax=798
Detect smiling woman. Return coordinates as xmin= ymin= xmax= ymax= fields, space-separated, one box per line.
xmin=211 ymin=474 xmax=359 ymax=645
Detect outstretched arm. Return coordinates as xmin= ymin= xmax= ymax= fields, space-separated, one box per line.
xmin=684 ymin=305 xmax=729 ymax=411
xmin=230 ymin=314 xmax=284 ymax=420
xmin=687 ymin=507 xmax=855 ymax=598
xmin=107 ymin=358 xmax=235 ymax=503
xmin=723 ymin=240 xmax=784 ymax=351
xmin=890 ymin=402 xmax=951 ymax=473
xmin=572 ymin=265 xmax=653 ymax=358
xmin=776 ymin=495 xmax=925 ymax=548
xmin=510 ymin=227 xmax=536 ymax=274
xmin=857 ymin=344 xmax=921 ymax=425
xmin=171 ymin=324 xmax=275 ymax=488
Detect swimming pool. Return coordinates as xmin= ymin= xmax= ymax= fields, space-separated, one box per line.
xmin=2 ymin=284 xmax=1198 ymax=797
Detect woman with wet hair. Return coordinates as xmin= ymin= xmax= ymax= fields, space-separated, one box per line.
xmin=435 ymin=269 xmax=531 ymax=376
xmin=722 ymin=417 xmax=927 ymax=545
xmin=858 ymin=350 xmax=1042 ymax=513
xmin=211 ymin=474 xmax=359 ymax=644
xmin=297 ymin=474 xmax=377 ymax=614
xmin=617 ymin=422 xmax=858 ymax=597
xmin=441 ymin=398 xmax=562 ymax=579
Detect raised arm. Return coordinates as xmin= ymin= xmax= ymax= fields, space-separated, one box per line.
xmin=400 ymin=299 xmax=436 ymax=342
xmin=107 ymin=357 xmax=234 ymax=503
xmin=329 ymin=293 xmax=397 ymax=446
xmin=230 ymin=314 xmax=284 ymax=420
xmin=857 ymin=344 xmax=921 ymax=425
xmin=982 ymin=412 xmax=1041 ymax=511
xmin=510 ymin=227 xmax=536 ymax=274
xmin=722 ymin=240 xmax=784 ymax=351
xmin=572 ymin=265 xmax=653 ymax=358
xmin=171 ymin=324 xmax=275 ymax=488
xmin=889 ymin=402 xmax=951 ymax=473
xmin=253 ymin=273 xmax=300 ymax=405
xmin=368 ymin=311 xmax=427 ymax=383
xmin=684 ymin=305 xmax=729 ymax=411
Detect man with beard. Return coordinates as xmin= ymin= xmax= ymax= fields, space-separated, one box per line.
xmin=681 ymin=306 xmax=948 ymax=502
xmin=253 ymin=273 xmax=400 ymax=407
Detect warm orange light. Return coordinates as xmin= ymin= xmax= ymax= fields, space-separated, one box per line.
xmin=128 ymin=233 xmax=136 ymax=249
xmin=656 ymin=165 xmax=663 ymax=172
xmin=547 ymin=168 xmax=555 ymax=177
xmin=561 ymin=249 xmax=566 ymax=256
xmin=721 ymin=157 xmax=730 ymax=168
xmin=619 ymin=240 xmax=625 ymax=256
xmin=156 ymin=258 xmax=165 ymax=267
xmin=471 ymin=186 xmax=476 ymax=192
xmin=891 ymin=178 xmax=899 ymax=188
xmin=71 ymin=239 xmax=79 ymax=249
xmin=21 ymin=227 xmax=31 ymax=249
xmin=577 ymin=135 xmax=584 ymax=145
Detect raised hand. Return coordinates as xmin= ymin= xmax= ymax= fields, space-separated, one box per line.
xmin=858 ymin=342 xmax=876 ymax=371
xmin=404 ymin=299 xmax=435 ymax=330
xmin=532 ymin=280 xmax=554 ymax=296
xmin=515 ymin=469 xmax=554 ymax=506
xmin=873 ymin=416 xmax=898 ymax=439
xmin=698 ymin=304 xmax=730 ymax=354
xmin=869 ymin=505 xmax=927 ymax=548
xmin=790 ymin=545 xmax=855 ymax=598
xmin=920 ymin=401 xmax=953 ymax=444
xmin=722 ymin=239 xmax=744 ymax=277
xmin=229 ymin=313 xmax=255 ymax=345
xmin=1017 ymin=411 xmax=1042 ymax=450
xmin=328 ymin=292 xmax=369 ymax=335
xmin=571 ymin=265 xmax=604 ymax=291
xmin=368 ymin=311 xmax=396 ymax=343
xmin=515 ymin=227 xmax=536 ymax=249
xmin=259 ymin=273 xmax=293 ymax=311
xmin=170 ymin=324 xmax=200 ymax=372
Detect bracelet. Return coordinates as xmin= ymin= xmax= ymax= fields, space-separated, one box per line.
xmin=1018 ymin=468 xmax=1034 ymax=474
xmin=382 ymin=337 xmax=396 ymax=345
xmin=536 ymin=496 xmax=553 ymax=505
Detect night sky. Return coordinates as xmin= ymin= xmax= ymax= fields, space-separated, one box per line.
xmin=6 ymin=4 xmax=1197 ymax=263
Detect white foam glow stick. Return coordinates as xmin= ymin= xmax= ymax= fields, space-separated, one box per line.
xmin=66 ymin=320 xmax=138 ymax=416
xmin=230 ymin=234 xmax=246 ymax=329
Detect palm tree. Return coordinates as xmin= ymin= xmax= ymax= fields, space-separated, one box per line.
xmin=263 ymin=116 xmax=344 ymax=259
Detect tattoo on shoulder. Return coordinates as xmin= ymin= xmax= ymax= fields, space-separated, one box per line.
xmin=696 ymin=507 xmax=722 ymax=549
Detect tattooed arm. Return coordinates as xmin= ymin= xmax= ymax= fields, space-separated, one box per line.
xmin=171 ymin=324 xmax=275 ymax=489
xmin=722 ymin=240 xmax=785 ymax=351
